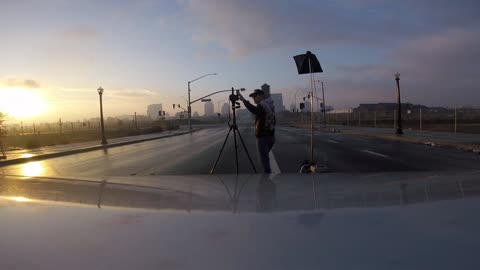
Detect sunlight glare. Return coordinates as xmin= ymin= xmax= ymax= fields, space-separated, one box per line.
xmin=9 ymin=196 xmax=31 ymax=202
xmin=22 ymin=161 xmax=45 ymax=177
xmin=0 ymin=88 xmax=47 ymax=119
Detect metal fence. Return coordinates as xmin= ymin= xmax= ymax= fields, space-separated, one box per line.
xmin=278 ymin=109 xmax=480 ymax=134
xmin=5 ymin=119 xmax=151 ymax=136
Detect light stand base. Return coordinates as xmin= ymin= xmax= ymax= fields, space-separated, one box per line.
xmin=299 ymin=160 xmax=328 ymax=174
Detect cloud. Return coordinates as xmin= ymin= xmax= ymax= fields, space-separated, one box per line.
xmin=186 ymin=0 xmax=480 ymax=57
xmin=23 ymin=79 xmax=40 ymax=88
xmin=327 ymin=30 xmax=480 ymax=107
xmin=2 ymin=78 xmax=41 ymax=89
xmin=106 ymin=89 xmax=160 ymax=100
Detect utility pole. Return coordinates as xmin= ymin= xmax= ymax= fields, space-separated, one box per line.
xmin=395 ymin=72 xmax=403 ymax=135
xmin=134 ymin=112 xmax=138 ymax=131
xmin=420 ymin=109 xmax=422 ymax=130
xmin=322 ymin=81 xmax=326 ymax=128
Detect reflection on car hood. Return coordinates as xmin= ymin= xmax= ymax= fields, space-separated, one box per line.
xmin=0 ymin=171 xmax=479 ymax=212
xmin=1 ymin=172 xmax=480 ymax=270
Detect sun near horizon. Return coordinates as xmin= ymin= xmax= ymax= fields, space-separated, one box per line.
xmin=0 ymin=88 xmax=47 ymax=120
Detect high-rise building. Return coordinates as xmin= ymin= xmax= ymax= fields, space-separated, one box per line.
xmin=221 ymin=103 xmax=230 ymax=116
xmin=270 ymin=93 xmax=285 ymax=111
xmin=204 ymin=101 xmax=214 ymax=117
xmin=147 ymin=104 xmax=162 ymax=120
xmin=261 ymin=83 xmax=270 ymax=98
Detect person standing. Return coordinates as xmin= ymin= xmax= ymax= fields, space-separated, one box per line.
xmin=238 ymin=89 xmax=276 ymax=174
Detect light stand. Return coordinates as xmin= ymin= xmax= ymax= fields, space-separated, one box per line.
xmin=293 ymin=51 xmax=327 ymax=173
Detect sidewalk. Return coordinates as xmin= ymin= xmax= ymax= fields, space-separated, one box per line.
xmin=0 ymin=128 xmax=201 ymax=167
xmin=325 ymin=125 xmax=480 ymax=152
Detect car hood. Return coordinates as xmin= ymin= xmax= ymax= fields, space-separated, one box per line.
xmin=1 ymin=171 xmax=480 ymax=269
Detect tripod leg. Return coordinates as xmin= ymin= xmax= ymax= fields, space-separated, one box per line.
xmin=210 ymin=126 xmax=233 ymax=174
xmin=233 ymin=127 xmax=240 ymax=175
xmin=235 ymin=128 xmax=257 ymax=173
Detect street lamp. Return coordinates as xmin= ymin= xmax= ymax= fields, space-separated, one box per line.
xmin=188 ymin=73 xmax=217 ymax=130
xmin=97 ymin=86 xmax=108 ymax=145
xmin=394 ymin=72 xmax=403 ymax=135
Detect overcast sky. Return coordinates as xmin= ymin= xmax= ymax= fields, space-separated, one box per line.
xmin=0 ymin=0 xmax=479 ymax=121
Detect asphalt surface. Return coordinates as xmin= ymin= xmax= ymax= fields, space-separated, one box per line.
xmin=0 ymin=126 xmax=479 ymax=178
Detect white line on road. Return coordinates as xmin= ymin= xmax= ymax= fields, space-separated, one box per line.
xmin=326 ymin=139 xmax=340 ymax=144
xmin=270 ymin=151 xmax=281 ymax=175
xmin=361 ymin=150 xmax=389 ymax=158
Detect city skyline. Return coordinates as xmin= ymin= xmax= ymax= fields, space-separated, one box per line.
xmin=1 ymin=1 xmax=479 ymax=123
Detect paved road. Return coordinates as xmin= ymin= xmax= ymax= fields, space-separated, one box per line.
xmin=0 ymin=126 xmax=478 ymax=178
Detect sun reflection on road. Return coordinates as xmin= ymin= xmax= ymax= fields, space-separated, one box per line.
xmin=22 ymin=161 xmax=45 ymax=177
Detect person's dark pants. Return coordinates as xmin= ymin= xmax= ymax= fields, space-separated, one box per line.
xmin=256 ymin=136 xmax=275 ymax=174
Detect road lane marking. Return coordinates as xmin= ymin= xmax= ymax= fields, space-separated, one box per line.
xmin=326 ymin=139 xmax=339 ymax=144
xmin=361 ymin=150 xmax=389 ymax=158
xmin=270 ymin=151 xmax=281 ymax=175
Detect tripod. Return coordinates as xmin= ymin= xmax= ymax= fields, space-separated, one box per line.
xmin=210 ymin=88 xmax=257 ymax=175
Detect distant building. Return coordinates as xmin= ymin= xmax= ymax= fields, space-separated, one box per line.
xmin=304 ymin=100 xmax=311 ymax=112
xmin=193 ymin=112 xmax=200 ymax=118
xmin=204 ymin=101 xmax=214 ymax=117
xmin=290 ymin=103 xmax=295 ymax=112
xmin=175 ymin=112 xmax=186 ymax=119
xmin=147 ymin=104 xmax=162 ymax=120
xmin=221 ymin=103 xmax=230 ymax=116
xmin=270 ymin=93 xmax=285 ymax=111
xmin=261 ymin=83 xmax=270 ymax=98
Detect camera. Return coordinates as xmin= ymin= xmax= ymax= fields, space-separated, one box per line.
xmin=229 ymin=88 xmax=244 ymax=108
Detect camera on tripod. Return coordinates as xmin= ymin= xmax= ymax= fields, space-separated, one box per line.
xmin=229 ymin=88 xmax=245 ymax=109
xmin=210 ymin=87 xmax=256 ymax=175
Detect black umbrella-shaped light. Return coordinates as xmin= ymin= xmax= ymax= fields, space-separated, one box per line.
xmin=293 ymin=51 xmax=323 ymax=74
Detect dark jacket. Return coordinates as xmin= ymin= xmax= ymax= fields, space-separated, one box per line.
xmin=243 ymin=97 xmax=275 ymax=137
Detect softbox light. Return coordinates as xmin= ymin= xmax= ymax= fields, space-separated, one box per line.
xmin=293 ymin=51 xmax=323 ymax=74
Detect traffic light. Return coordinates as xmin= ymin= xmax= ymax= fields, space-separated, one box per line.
xmin=303 ymin=97 xmax=306 ymax=101
xmin=307 ymin=94 xmax=310 ymax=99
xmin=173 ymin=104 xmax=176 ymax=109
xmin=300 ymin=103 xmax=305 ymax=110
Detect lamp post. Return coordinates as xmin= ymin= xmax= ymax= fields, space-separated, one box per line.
xmin=394 ymin=72 xmax=403 ymax=135
xmin=97 ymin=86 xmax=108 ymax=145
xmin=188 ymin=73 xmax=217 ymax=130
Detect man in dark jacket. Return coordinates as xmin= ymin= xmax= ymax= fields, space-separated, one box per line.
xmin=238 ymin=89 xmax=276 ymax=174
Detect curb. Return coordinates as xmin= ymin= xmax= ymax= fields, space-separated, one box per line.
xmin=0 ymin=129 xmax=201 ymax=167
